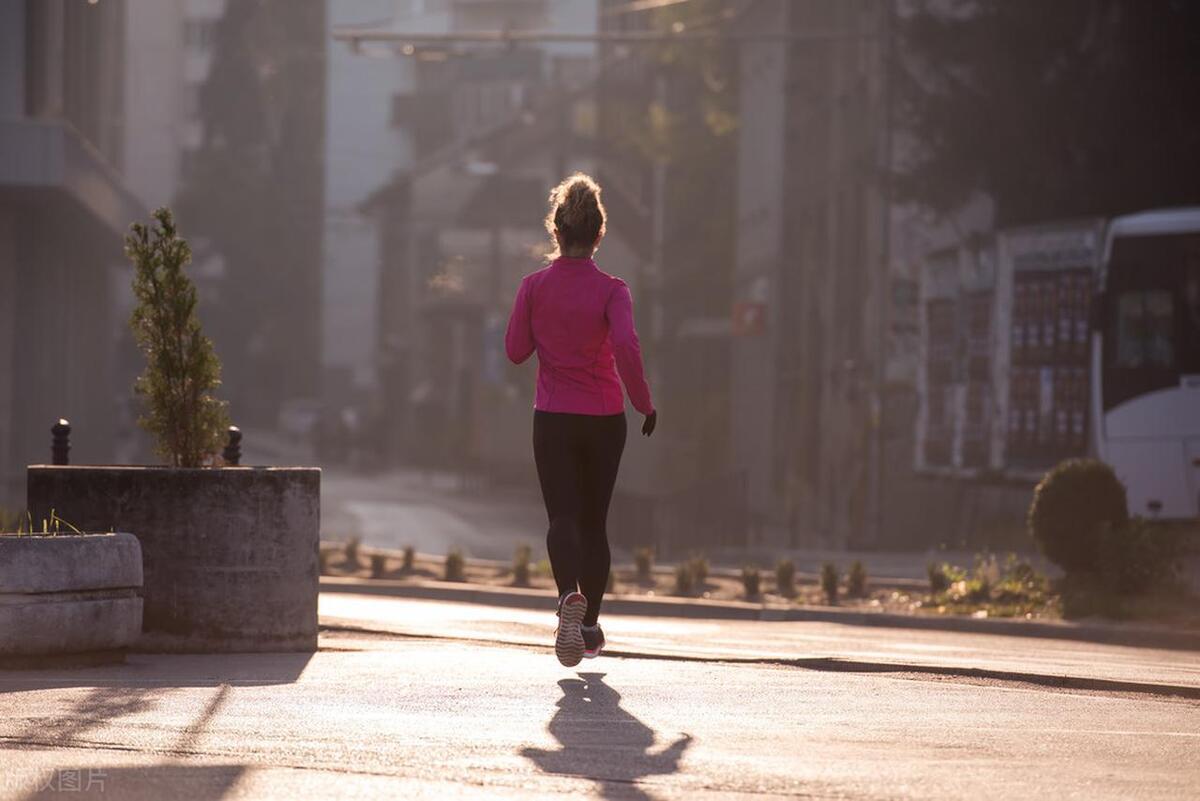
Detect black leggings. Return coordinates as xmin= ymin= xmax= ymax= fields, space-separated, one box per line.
xmin=532 ymin=409 xmax=626 ymax=627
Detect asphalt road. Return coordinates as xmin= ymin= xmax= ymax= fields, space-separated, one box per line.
xmin=320 ymin=594 xmax=1200 ymax=694
xmin=2 ymin=597 xmax=1198 ymax=800
xmin=321 ymin=468 xmax=546 ymax=561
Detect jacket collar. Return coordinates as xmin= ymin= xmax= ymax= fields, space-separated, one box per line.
xmin=551 ymin=256 xmax=595 ymax=269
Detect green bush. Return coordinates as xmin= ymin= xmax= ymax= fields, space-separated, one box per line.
xmin=847 ymin=560 xmax=868 ymax=598
xmin=1094 ymin=518 xmax=1183 ymax=596
xmin=673 ymin=562 xmax=694 ymax=595
xmin=343 ymin=537 xmax=361 ymax=569
xmin=402 ymin=545 xmax=415 ymax=572
xmin=318 ymin=548 xmax=332 ymax=575
xmin=444 ymin=548 xmax=465 ymax=582
xmin=126 ymin=208 xmax=230 ymax=467
xmin=0 ymin=506 xmax=18 ymax=532
xmin=670 ymin=556 xmax=709 ymax=596
xmin=993 ymin=554 xmax=1048 ymax=604
xmin=634 ymin=547 xmax=654 ymax=582
xmin=513 ymin=544 xmax=532 ymax=586
xmin=1028 ymin=458 xmax=1128 ymax=576
xmin=820 ymin=562 xmax=839 ymax=604
xmin=370 ymin=553 xmax=387 ymax=579
xmin=606 ymin=569 xmax=617 ymax=594
xmin=775 ymin=559 xmax=796 ymax=598
xmin=927 ymin=561 xmax=964 ymax=594
xmin=741 ymin=566 xmax=761 ymax=599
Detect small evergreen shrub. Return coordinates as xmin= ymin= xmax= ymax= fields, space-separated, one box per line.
xmin=444 ymin=548 xmax=466 ymax=582
xmin=673 ymin=562 xmax=694 ymax=596
xmin=634 ymin=547 xmax=654 ymax=582
xmin=1094 ymin=518 xmax=1183 ymax=596
xmin=370 ymin=553 xmax=387 ymax=579
xmin=606 ymin=570 xmax=617 ymax=594
xmin=927 ymin=561 xmax=964 ymax=594
xmin=318 ymin=548 xmax=332 ymax=575
xmin=402 ymin=545 xmax=415 ymax=572
xmin=741 ymin=566 xmax=761 ymax=599
xmin=126 ymin=208 xmax=230 ymax=467
xmin=343 ymin=537 xmax=361 ymax=569
xmin=847 ymin=560 xmax=868 ymax=598
xmin=821 ymin=562 xmax=839 ymax=604
xmin=513 ymin=543 xmax=532 ymax=586
xmin=1028 ymin=458 xmax=1128 ymax=576
xmin=775 ymin=559 xmax=796 ymax=597
xmin=688 ymin=554 xmax=709 ymax=588
xmin=0 ymin=506 xmax=18 ymax=532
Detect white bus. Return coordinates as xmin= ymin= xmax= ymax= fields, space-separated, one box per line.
xmin=1093 ymin=208 xmax=1200 ymax=520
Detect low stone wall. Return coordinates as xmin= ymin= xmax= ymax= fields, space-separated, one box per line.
xmin=27 ymin=466 xmax=320 ymax=653
xmin=0 ymin=532 xmax=143 ymax=660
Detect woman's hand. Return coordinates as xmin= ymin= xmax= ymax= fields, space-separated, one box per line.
xmin=641 ymin=410 xmax=657 ymax=437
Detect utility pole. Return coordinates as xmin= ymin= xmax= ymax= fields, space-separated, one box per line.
xmin=870 ymin=0 xmax=896 ymax=548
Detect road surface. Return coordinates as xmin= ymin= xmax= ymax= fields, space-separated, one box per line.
xmin=1 ymin=595 xmax=1197 ymax=799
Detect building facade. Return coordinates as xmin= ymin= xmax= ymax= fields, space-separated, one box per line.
xmin=0 ymin=0 xmax=145 ymax=506
xmin=732 ymin=0 xmax=889 ymax=548
xmin=351 ymin=0 xmax=599 ymax=472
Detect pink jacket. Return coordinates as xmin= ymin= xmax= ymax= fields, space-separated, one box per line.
xmin=505 ymin=256 xmax=654 ymax=416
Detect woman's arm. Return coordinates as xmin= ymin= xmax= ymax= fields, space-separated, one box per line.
xmin=505 ymin=276 xmax=536 ymax=364
xmin=606 ymin=280 xmax=655 ymax=416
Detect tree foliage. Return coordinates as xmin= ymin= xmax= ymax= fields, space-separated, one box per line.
xmin=896 ymin=0 xmax=1200 ymax=226
xmin=126 ymin=208 xmax=230 ymax=467
xmin=1028 ymin=458 xmax=1128 ymax=576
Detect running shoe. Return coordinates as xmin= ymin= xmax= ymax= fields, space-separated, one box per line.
xmin=554 ymin=591 xmax=587 ymax=667
xmin=581 ymin=624 xmax=605 ymax=659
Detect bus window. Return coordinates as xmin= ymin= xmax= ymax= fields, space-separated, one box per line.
xmin=1183 ymin=259 xmax=1200 ymax=372
xmin=1112 ymin=290 xmax=1174 ymax=369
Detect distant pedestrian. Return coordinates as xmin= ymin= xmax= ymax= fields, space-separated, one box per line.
xmin=505 ymin=173 xmax=657 ymax=667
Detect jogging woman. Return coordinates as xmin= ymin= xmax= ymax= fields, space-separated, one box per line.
xmin=504 ymin=173 xmax=657 ymax=667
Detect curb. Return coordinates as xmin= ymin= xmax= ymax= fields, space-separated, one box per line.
xmin=319 ymin=576 xmax=1200 ymax=652
xmin=317 ymin=541 xmax=931 ymax=591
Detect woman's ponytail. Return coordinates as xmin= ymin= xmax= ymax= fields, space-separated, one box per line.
xmin=545 ymin=173 xmax=606 ymax=257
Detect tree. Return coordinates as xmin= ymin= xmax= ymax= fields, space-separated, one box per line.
xmin=896 ymin=0 xmax=1200 ymax=226
xmin=126 ymin=208 xmax=231 ymax=467
xmin=173 ymin=0 xmax=325 ymax=425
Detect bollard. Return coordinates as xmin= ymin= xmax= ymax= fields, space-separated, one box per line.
xmin=51 ymin=419 xmax=71 ymax=466
xmin=223 ymin=426 xmax=242 ymax=466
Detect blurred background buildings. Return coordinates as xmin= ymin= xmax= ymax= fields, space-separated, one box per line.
xmin=1 ymin=0 xmax=1197 ymax=555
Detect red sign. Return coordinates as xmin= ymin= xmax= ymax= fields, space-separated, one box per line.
xmin=732 ymin=302 xmax=767 ymax=336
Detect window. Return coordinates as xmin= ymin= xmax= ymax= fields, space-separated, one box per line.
xmin=1112 ymin=290 xmax=1174 ymax=369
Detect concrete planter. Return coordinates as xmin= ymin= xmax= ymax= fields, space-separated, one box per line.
xmin=0 ymin=532 xmax=143 ymax=663
xmin=27 ymin=466 xmax=320 ymax=653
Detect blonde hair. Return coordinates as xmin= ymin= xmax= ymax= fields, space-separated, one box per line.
xmin=545 ymin=172 xmax=606 ymax=258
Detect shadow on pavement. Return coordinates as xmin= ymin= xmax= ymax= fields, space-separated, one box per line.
xmin=0 ymin=651 xmax=314 ymax=694
xmin=521 ymin=671 xmax=692 ymax=800
xmin=17 ymin=764 xmax=246 ymax=801
xmin=0 ymin=652 xmax=312 ymax=765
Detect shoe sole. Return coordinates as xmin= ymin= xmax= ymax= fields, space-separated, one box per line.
xmin=555 ymin=593 xmax=586 ymax=667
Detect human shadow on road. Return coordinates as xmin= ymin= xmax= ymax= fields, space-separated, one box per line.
xmin=521 ymin=672 xmax=692 ymax=800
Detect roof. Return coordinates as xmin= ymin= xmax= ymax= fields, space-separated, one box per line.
xmin=1108 ymin=207 xmax=1200 ymax=238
